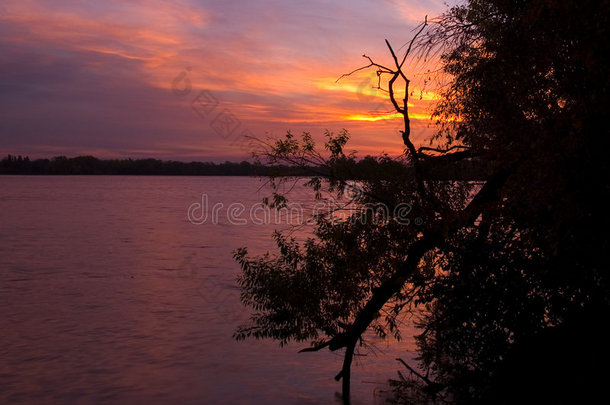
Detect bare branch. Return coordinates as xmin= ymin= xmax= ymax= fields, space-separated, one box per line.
xmin=418 ymin=145 xmax=470 ymax=154
xmin=299 ymin=341 xmax=330 ymax=353
xmin=336 ymin=54 xmax=393 ymax=83
xmin=385 ymin=40 xmax=408 ymax=82
xmin=396 ymin=358 xmax=437 ymax=387
xmin=400 ymin=16 xmax=428 ymax=68
xmin=387 ymin=71 xmax=405 ymax=114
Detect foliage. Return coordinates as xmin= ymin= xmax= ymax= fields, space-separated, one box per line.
xmin=234 ymin=130 xmax=450 ymax=345
xmin=234 ymin=0 xmax=610 ymax=403
xmin=412 ymin=0 xmax=610 ymax=401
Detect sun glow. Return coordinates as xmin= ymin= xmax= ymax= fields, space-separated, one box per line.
xmin=344 ymin=111 xmax=433 ymax=122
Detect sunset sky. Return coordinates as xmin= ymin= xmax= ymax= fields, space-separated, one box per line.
xmin=0 ymin=0 xmax=454 ymax=161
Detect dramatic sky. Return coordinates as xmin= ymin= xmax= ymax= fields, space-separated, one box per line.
xmin=0 ymin=0 xmax=454 ymax=161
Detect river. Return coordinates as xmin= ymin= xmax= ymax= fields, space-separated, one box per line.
xmin=0 ymin=175 xmax=417 ymax=404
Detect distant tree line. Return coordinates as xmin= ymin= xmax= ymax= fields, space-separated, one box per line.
xmin=0 ymin=154 xmax=486 ymax=180
xmin=0 ymin=154 xmax=306 ymax=176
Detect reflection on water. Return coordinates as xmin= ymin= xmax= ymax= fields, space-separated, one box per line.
xmin=0 ymin=176 xmax=416 ymax=404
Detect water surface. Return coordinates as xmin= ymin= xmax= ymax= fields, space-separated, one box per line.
xmin=0 ymin=176 xmax=416 ymax=404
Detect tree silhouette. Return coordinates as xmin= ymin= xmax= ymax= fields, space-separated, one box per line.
xmin=234 ymin=0 xmax=609 ymax=403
